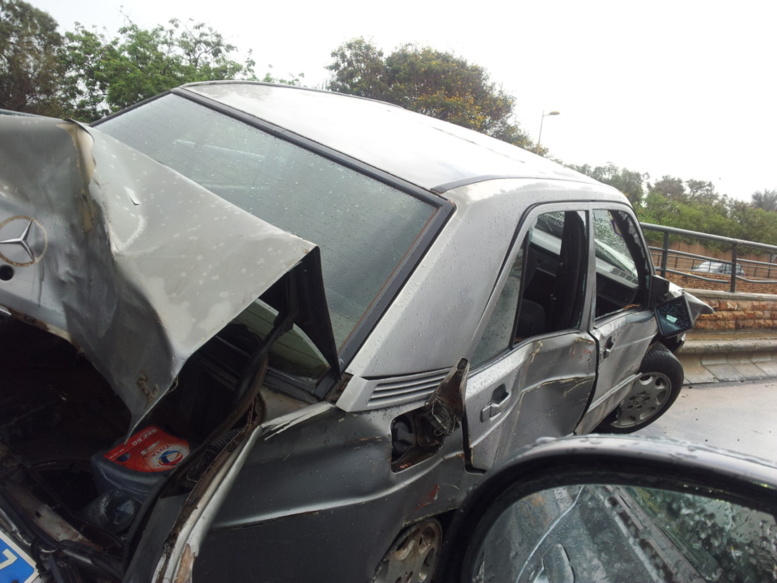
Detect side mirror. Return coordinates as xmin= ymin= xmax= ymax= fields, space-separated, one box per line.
xmin=437 ymin=436 xmax=777 ymax=583
xmin=648 ymin=275 xmax=699 ymax=338
xmin=655 ymin=293 xmax=693 ymax=337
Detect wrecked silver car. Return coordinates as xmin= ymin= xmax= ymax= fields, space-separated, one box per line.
xmin=0 ymin=83 xmax=710 ymax=582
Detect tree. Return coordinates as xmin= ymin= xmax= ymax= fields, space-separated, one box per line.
xmin=638 ymin=191 xmax=734 ymax=239
xmin=685 ymin=179 xmax=723 ymax=207
xmin=60 ymin=18 xmax=258 ymax=121
xmin=625 ymin=177 xmax=777 ymax=247
xmin=567 ymin=163 xmax=648 ymax=206
xmin=648 ymin=175 xmax=729 ymax=214
xmin=326 ymin=38 xmax=532 ymax=149
xmin=752 ymin=189 xmax=777 ymax=212
xmin=327 ymin=37 xmax=388 ymax=99
xmin=649 ymin=175 xmax=686 ymax=199
xmin=58 ymin=24 xmax=112 ymax=120
xmin=0 ymin=0 xmax=63 ymax=115
xmin=730 ymin=201 xmax=777 ymax=245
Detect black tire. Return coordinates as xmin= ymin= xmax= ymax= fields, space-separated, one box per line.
xmin=596 ymin=344 xmax=684 ymax=434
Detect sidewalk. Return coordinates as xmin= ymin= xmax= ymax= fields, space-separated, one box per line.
xmin=677 ymin=330 xmax=777 ymax=386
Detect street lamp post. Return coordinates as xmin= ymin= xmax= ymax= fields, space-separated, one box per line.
xmin=535 ymin=110 xmax=560 ymax=154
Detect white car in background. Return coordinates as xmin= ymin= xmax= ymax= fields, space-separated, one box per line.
xmin=693 ymin=260 xmax=745 ymax=276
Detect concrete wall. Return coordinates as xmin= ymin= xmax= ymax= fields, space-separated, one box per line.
xmin=686 ymin=289 xmax=777 ymax=333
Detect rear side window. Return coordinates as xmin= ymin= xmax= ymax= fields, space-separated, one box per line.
xmin=472 ymin=209 xmax=589 ymax=366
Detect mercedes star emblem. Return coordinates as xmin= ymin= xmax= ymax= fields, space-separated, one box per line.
xmin=0 ymin=216 xmax=48 ymax=267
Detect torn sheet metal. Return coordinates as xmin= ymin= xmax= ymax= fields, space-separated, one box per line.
xmin=0 ymin=115 xmax=318 ymax=429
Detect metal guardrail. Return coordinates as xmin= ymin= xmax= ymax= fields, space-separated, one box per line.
xmin=640 ymin=222 xmax=777 ymax=293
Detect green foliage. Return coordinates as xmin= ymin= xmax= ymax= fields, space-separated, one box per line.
xmin=567 ymin=163 xmax=647 ymax=206
xmin=0 ymin=0 xmax=64 ymax=115
xmin=640 ymin=178 xmax=727 ymax=231
xmin=730 ymin=201 xmax=777 ymax=244
xmin=639 ymin=192 xmax=729 ymax=235
xmin=649 ymin=176 xmax=728 ymax=212
xmin=751 ymin=189 xmax=777 ymax=212
xmin=60 ymin=18 xmax=257 ymax=121
xmin=327 ymin=38 xmax=388 ymax=98
xmin=636 ymin=176 xmax=777 ymax=248
xmin=649 ymin=175 xmax=685 ymax=198
xmin=326 ymin=38 xmax=532 ymax=149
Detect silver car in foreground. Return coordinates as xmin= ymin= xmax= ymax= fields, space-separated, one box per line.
xmin=0 ymin=83 xmax=720 ymax=582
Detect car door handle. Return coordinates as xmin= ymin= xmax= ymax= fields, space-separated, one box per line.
xmin=603 ymin=337 xmax=615 ymax=359
xmin=481 ymin=385 xmax=511 ymax=421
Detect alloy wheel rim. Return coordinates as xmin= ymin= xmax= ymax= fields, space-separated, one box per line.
xmin=611 ymin=372 xmax=671 ymax=429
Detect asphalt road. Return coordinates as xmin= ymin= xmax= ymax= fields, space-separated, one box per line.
xmin=635 ymin=379 xmax=777 ymax=464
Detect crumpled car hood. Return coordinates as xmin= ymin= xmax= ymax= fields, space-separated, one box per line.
xmin=0 ymin=115 xmax=322 ymax=429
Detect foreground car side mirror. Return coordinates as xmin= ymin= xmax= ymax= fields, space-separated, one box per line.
xmin=648 ymin=275 xmax=711 ymax=338
xmin=654 ymin=293 xmax=694 ymax=337
xmin=436 ymin=436 xmax=777 ymax=583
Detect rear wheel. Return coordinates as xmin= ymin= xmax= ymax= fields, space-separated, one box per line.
xmin=596 ymin=344 xmax=684 ymax=433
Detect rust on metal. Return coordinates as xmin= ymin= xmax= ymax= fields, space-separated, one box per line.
xmin=414 ymin=484 xmax=441 ymax=511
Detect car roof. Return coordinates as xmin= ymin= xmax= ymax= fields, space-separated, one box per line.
xmin=182 ymin=82 xmax=600 ymax=194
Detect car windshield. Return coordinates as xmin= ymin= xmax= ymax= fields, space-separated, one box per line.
xmin=97 ymin=94 xmax=438 ymax=350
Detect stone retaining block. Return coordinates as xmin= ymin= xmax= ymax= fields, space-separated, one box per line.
xmin=687 ymin=289 xmax=777 ymax=333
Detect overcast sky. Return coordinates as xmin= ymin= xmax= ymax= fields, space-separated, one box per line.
xmin=34 ymin=0 xmax=776 ymax=201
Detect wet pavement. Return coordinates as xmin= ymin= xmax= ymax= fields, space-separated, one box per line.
xmin=635 ymin=378 xmax=777 ymax=464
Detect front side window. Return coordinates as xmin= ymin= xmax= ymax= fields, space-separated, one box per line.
xmin=98 ymin=94 xmax=438 ymax=351
xmin=593 ymin=210 xmax=651 ymax=319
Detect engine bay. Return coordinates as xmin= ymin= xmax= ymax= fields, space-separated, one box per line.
xmin=0 ymin=314 xmax=306 ymax=581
